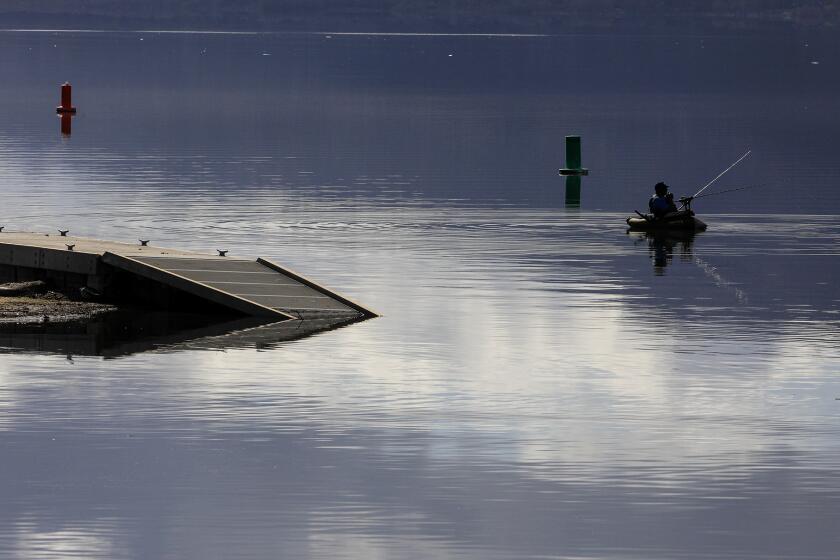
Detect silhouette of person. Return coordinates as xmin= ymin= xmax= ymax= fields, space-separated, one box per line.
xmin=649 ymin=182 xmax=678 ymax=218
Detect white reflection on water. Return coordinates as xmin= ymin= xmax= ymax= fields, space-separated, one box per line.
xmin=13 ymin=521 xmax=122 ymax=559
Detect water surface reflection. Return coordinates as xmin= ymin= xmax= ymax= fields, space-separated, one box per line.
xmin=0 ymin=311 xmax=364 ymax=358
xmin=0 ymin=30 xmax=839 ymax=559
xmin=0 ymin=209 xmax=838 ymax=559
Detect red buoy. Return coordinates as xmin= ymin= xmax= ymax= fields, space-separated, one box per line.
xmin=56 ymin=82 xmax=77 ymax=114
xmin=60 ymin=113 xmax=72 ymax=136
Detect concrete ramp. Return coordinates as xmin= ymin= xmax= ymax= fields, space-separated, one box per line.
xmin=102 ymin=253 xmax=374 ymax=320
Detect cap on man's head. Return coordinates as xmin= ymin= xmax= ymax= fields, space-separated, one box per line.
xmin=654 ymin=182 xmax=669 ymax=195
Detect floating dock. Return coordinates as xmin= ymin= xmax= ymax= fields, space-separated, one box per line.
xmin=0 ymin=231 xmax=376 ymax=321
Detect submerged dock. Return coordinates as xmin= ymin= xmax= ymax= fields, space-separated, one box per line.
xmin=0 ymin=231 xmax=376 ymax=321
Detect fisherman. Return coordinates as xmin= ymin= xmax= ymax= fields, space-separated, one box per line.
xmin=649 ymin=182 xmax=678 ymax=218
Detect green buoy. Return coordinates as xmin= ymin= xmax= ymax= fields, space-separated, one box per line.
xmin=558 ymin=135 xmax=589 ymax=176
xmin=559 ymin=135 xmax=588 ymax=207
xmin=564 ymin=175 xmax=581 ymax=207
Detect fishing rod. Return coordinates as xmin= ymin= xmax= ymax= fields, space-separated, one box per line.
xmin=677 ymin=149 xmax=752 ymax=210
xmin=692 ymin=149 xmax=752 ymax=199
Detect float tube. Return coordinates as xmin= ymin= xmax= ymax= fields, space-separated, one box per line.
xmin=626 ymin=209 xmax=707 ymax=232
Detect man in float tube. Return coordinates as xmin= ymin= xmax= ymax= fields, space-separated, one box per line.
xmin=648 ymin=182 xmax=678 ymax=218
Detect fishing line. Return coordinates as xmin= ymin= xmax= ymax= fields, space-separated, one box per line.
xmin=693 ymin=183 xmax=769 ymax=199
xmin=692 ymin=149 xmax=752 ymax=198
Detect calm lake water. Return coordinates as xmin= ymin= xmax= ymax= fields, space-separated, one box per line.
xmin=1 ymin=30 xmax=839 ymax=559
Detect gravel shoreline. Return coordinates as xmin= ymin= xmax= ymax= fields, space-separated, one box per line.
xmin=0 ymin=282 xmax=117 ymax=324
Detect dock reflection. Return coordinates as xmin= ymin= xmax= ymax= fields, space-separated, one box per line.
xmin=0 ymin=311 xmax=364 ymax=358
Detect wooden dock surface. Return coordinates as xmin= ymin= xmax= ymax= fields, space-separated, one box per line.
xmin=0 ymin=231 xmax=376 ymax=320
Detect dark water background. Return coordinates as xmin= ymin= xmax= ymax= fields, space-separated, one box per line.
xmin=0 ymin=30 xmax=839 ymax=559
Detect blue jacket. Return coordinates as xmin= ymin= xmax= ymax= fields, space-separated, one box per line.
xmin=649 ymin=194 xmax=677 ymax=217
